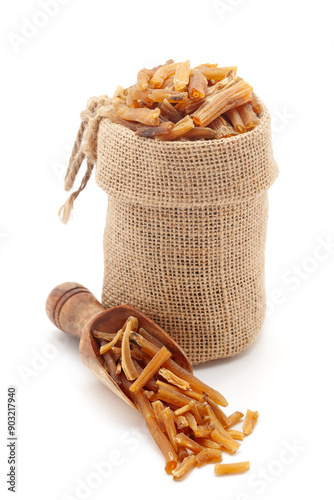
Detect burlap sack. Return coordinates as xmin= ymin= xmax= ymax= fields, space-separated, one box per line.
xmin=60 ymin=97 xmax=278 ymax=365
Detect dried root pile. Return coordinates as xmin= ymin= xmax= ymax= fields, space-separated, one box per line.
xmin=104 ymin=60 xmax=261 ymax=141
xmin=94 ymin=316 xmax=259 ymax=480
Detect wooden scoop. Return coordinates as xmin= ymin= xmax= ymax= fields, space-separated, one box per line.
xmin=46 ymin=282 xmax=193 ymax=410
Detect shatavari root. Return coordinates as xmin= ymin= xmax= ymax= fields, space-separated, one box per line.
xmin=93 ymin=316 xmax=259 ymax=480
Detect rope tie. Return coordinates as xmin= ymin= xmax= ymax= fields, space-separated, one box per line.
xmin=58 ymin=95 xmax=113 ymax=223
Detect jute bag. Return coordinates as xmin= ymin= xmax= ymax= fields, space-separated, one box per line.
xmin=60 ymin=95 xmax=278 ymax=364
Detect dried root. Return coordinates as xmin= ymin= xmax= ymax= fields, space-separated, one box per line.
xmin=98 ymin=60 xmax=261 ymax=141
xmin=95 ymin=316 xmax=259 ymax=480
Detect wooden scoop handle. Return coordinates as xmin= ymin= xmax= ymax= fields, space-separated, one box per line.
xmin=45 ymin=282 xmax=105 ymax=339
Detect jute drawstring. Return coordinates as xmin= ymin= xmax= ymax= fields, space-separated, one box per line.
xmin=58 ymin=95 xmax=113 ymax=223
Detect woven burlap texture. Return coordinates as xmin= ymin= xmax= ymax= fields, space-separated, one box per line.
xmin=95 ymin=102 xmax=278 ymax=364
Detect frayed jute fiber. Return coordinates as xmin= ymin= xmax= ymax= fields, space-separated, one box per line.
xmin=60 ymin=96 xmax=278 ymax=364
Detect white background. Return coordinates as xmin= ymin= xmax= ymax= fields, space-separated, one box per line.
xmin=1 ymin=1 xmax=334 ymax=499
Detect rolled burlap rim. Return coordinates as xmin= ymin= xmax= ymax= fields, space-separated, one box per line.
xmin=95 ymin=100 xmax=277 ymax=205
